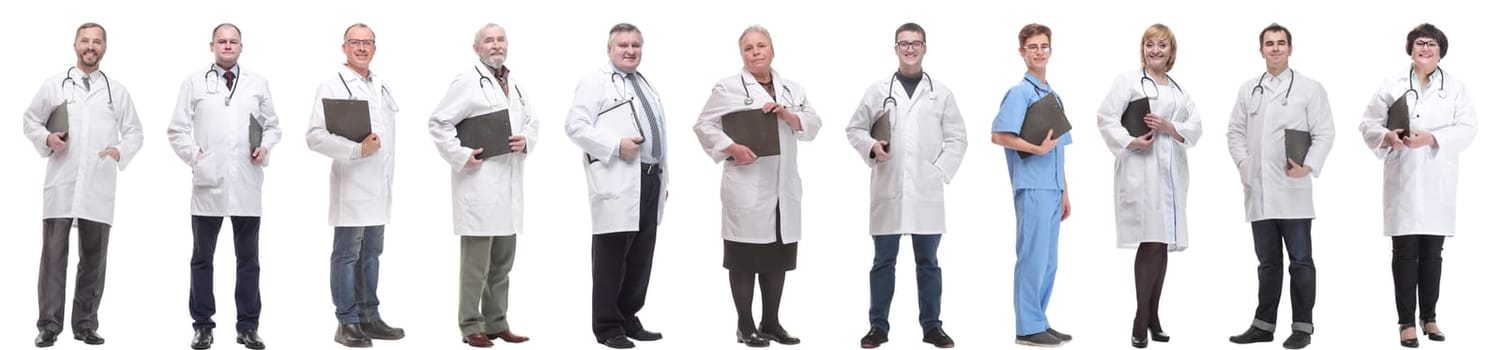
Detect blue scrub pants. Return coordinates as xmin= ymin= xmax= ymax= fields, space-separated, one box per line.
xmin=1013 ymin=189 xmax=1061 ymax=336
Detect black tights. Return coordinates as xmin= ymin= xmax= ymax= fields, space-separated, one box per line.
xmin=730 ymin=270 xmax=787 ymax=333
xmin=1133 ymin=243 xmax=1168 ymax=338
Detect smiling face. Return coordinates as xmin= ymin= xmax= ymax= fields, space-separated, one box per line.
xmin=1409 ymin=36 xmax=1441 ymax=73
xmin=74 ymin=27 xmax=106 ymax=69
xmin=211 ymin=25 xmax=242 ymax=68
xmin=1018 ymin=33 xmax=1050 ymax=72
xmin=473 ymin=26 xmax=508 ymax=69
xmin=342 ymin=26 xmax=376 ymax=71
xmin=1141 ymin=35 xmax=1173 ymax=73
xmin=1259 ymin=30 xmax=1291 ymax=72
xmin=895 ymin=30 xmax=926 ymax=70
xmin=740 ymin=30 xmax=774 ymax=75
xmin=608 ymin=30 xmax=643 ymax=74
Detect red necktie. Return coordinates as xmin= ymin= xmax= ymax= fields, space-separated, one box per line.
xmin=223 ymin=70 xmax=236 ymax=91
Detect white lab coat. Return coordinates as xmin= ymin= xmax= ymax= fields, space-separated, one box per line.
xmin=430 ymin=63 xmax=539 ymax=236
xmin=845 ymin=74 xmax=967 ymax=235
xmin=22 ymin=69 xmax=144 ymax=225
xmin=1358 ymin=67 xmax=1478 ymax=237
xmin=306 ymin=65 xmax=399 ymax=227
xmin=1096 ymin=70 xmax=1202 ymax=251
xmin=564 ymin=64 xmax=669 ymax=234
xmin=1226 ymin=69 xmax=1335 ymax=222
xmin=694 ymin=69 xmax=823 ymax=244
xmin=166 ymin=65 xmax=282 ymax=217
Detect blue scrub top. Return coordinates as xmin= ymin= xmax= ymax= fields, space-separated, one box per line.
xmin=991 ymin=72 xmax=1071 ymax=192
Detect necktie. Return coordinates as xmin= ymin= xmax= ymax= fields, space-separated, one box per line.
xmin=81 ymin=76 xmax=91 ymax=91
xmin=627 ymin=74 xmax=663 ymax=160
xmin=223 ymin=70 xmax=236 ymax=91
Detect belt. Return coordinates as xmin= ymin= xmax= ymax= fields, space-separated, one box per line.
xmin=642 ymin=162 xmax=663 ymax=176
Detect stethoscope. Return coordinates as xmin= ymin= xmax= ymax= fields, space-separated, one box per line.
xmin=1247 ymin=70 xmax=1294 ymax=116
xmin=1406 ymin=65 xmax=1447 ymax=100
xmin=1138 ymin=67 xmax=1183 ymax=100
xmin=881 ymin=71 xmax=936 ymax=110
xmin=609 ymin=71 xmax=658 ymax=103
xmin=738 ymin=74 xmax=801 ymax=110
xmin=1024 ymin=76 xmax=1062 ymax=107
xmin=204 ymin=64 xmax=239 ymax=106
xmin=475 ymin=66 xmax=525 ymax=106
xmin=337 ymin=72 xmax=397 ymax=110
xmin=61 ymin=66 xmax=113 ymax=107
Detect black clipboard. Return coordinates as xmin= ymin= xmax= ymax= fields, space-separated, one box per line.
xmin=1121 ymin=97 xmax=1152 ymax=137
xmin=1018 ymin=92 xmax=1071 ymax=158
xmin=456 ymin=109 xmax=514 ymax=159
xmin=321 ymin=98 xmax=372 ymax=143
xmin=722 ymin=109 xmax=780 ymax=157
xmin=46 ymin=103 xmax=68 ymax=140
xmin=249 ymin=114 xmax=262 ymax=152
xmin=1285 ymin=129 xmax=1311 ymax=168
xmin=870 ymin=109 xmax=892 ymax=154
xmin=1386 ymin=98 xmax=1411 ymax=139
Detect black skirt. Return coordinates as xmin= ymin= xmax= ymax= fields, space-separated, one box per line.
xmin=722 ymin=205 xmax=797 ymax=272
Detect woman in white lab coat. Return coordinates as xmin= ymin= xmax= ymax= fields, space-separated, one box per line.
xmin=693 ymin=25 xmax=822 ymax=347
xmin=1095 ymin=23 xmax=1202 ymax=348
xmin=1357 ymin=23 xmax=1476 ymax=348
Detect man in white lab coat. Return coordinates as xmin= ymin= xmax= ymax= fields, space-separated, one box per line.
xmin=166 ymin=23 xmax=280 ymax=350
xmin=564 ymin=23 xmax=669 ymax=349
xmin=429 ymin=23 xmax=539 ymax=348
xmin=845 ymin=22 xmax=965 ymax=349
xmin=1225 ymin=24 xmax=1334 ymax=350
xmin=305 ymin=23 xmax=405 ymax=348
xmin=21 ymin=22 xmax=144 ymax=348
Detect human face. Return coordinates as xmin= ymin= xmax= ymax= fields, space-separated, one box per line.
xmin=1259 ymin=30 xmax=1291 ymax=73
xmin=608 ymin=31 xmax=643 ymax=74
xmin=895 ymin=30 xmax=926 ymax=70
xmin=1410 ymin=36 xmax=1441 ymax=74
xmin=1018 ymin=34 xmax=1050 ymax=72
xmin=740 ymin=31 xmax=774 ymax=75
xmin=1142 ymin=36 xmax=1172 ymax=73
xmin=473 ymin=26 xmax=508 ymax=68
xmin=342 ymin=26 xmax=377 ymax=71
xmin=211 ymin=26 xmax=242 ymax=68
xmin=75 ymin=27 xmax=106 ymax=69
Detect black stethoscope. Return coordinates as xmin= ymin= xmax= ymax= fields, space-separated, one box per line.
xmin=1406 ymin=65 xmax=1447 ymax=100
xmin=1252 ymin=70 xmax=1294 ymax=106
xmin=609 ymin=71 xmax=657 ymax=104
xmin=1024 ymin=76 xmax=1062 ymax=107
xmin=336 ymin=72 xmax=393 ymax=101
xmin=204 ymin=64 xmax=239 ymax=106
xmin=61 ymin=66 xmax=113 ymax=107
xmin=475 ymin=66 xmax=525 ymax=105
xmin=882 ymin=71 xmax=936 ymax=109
xmin=1138 ymin=67 xmax=1183 ymax=100
xmin=739 ymin=74 xmax=800 ymax=109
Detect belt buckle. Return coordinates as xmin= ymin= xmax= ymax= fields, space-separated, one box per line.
xmin=643 ymin=163 xmax=661 ymax=175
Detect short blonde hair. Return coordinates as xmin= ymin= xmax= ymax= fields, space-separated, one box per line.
xmin=1139 ymin=23 xmax=1177 ymax=72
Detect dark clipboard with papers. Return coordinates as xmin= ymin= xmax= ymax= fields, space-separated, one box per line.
xmin=321 ymin=98 xmax=372 ymax=143
xmin=46 ymin=103 xmax=68 ymax=140
xmin=456 ymin=109 xmax=514 ymax=159
xmin=870 ymin=109 xmax=892 ymax=154
xmin=585 ymin=98 xmax=644 ymax=164
xmin=249 ymin=114 xmax=263 ymax=153
xmin=1386 ymin=97 xmax=1411 ymax=139
xmin=1121 ymin=97 xmax=1152 ymax=137
xmin=1284 ymin=129 xmax=1311 ymax=168
xmin=1018 ymin=92 xmax=1071 ymax=158
xmin=722 ymin=109 xmax=781 ymax=157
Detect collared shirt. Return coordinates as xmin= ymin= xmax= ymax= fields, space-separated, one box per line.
xmin=611 ymin=64 xmax=666 ymax=164
xmin=991 ymin=72 xmax=1072 ymax=192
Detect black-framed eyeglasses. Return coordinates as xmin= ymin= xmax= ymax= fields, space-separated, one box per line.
xmin=896 ymin=41 xmax=925 ymax=50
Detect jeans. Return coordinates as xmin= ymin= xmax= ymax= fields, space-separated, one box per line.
xmin=868 ymin=234 xmax=943 ymax=333
xmin=331 ymin=225 xmax=385 ymax=324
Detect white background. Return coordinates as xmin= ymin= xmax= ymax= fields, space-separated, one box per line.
xmin=1 ymin=0 xmax=1495 ymax=349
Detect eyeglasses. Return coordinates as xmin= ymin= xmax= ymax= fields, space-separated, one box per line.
xmin=1413 ymin=40 xmax=1440 ymax=49
xmin=345 ymin=39 xmax=376 ymax=47
xmin=896 ymin=41 xmax=925 ymax=50
xmin=1024 ymin=44 xmax=1051 ymax=52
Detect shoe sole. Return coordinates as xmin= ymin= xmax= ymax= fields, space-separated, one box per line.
xmin=237 ymin=338 xmax=267 ymax=350
xmin=1016 ymin=340 xmax=1062 ymax=348
xmin=334 ymin=338 xmax=373 ymax=348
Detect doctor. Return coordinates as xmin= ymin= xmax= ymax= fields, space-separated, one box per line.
xmin=563 ymin=23 xmax=669 ymax=350
xmin=22 ymin=22 xmax=144 ymax=348
xmin=1357 ymin=23 xmax=1476 ymax=348
xmin=1095 ymin=23 xmax=1202 ymax=349
xmin=429 ymin=23 xmax=538 ymax=348
xmin=845 ymin=22 xmax=965 ymax=350
xmin=694 ymin=25 xmax=822 ymax=347
xmin=1224 ymin=23 xmax=1333 ymax=350
xmin=166 ymin=22 xmax=280 ymax=350
xmin=305 ymin=22 xmax=406 ymax=348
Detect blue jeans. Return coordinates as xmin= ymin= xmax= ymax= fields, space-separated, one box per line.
xmin=331 ymin=225 xmax=384 ymax=324
xmin=869 ymin=234 xmax=943 ymax=333
xmin=1250 ymin=219 xmax=1315 ymax=333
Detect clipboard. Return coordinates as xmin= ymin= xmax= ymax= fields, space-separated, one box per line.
xmin=870 ymin=109 xmax=892 ymax=154
xmin=1285 ymin=129 xmax=1311 ymax=168
xmin=722 ymin=109 xmax=781 ymax=157
xmin=456 ymin=109 xmax=514 ymax=159
xmin=249 ymin=114 xmax=262 ymax=152
xmin=1121 ymin=97 xmax=1152 ymax=137
xmin=46 ymin=103 xmax=68 ymax=140
xmin=321 ymin=98 xmax=372 ymax=143
xmin=585 ymin=99 xmax=644 ymax=163
xmin=1386 ymin=98 xmax=1411 ymax=139
xmin=1018 ymin=92 xmax=1071 ymax=158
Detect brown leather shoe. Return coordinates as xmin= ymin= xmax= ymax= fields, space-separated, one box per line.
xmin=489 ymin=330 xmax=530 ymax=343
xmin=463 ymin=333 xmax=494 ymax=348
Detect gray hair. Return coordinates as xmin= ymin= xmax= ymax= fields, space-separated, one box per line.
xmin=474 ymin=23 xmax=503 ymax=45
xmin=739 ymin=25 xmax=772 ymax=46
xmin=343 ymin=22 xmax=372 ymax=40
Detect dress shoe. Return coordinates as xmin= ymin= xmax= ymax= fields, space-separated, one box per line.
xmin=1015 ymin=331 xmax=1064 ymax=347
xmin=923 ymin=327 xmax=955 ymax=348
xmin=759 ymin=325 xmax=800 ymax=345
xmin=1131 ymin=336 xmax=1148 ymax=348
xmin=361 ymin=319 xmax=405 ymax=340
xmin=237 ymin=329 xmax=266 ymax=350
xmin=1149 ymin=327 xmax=1170 ymax=342
xmin=859 ymin=327 xmax=888 ymax=348
xmin=463 ymin=332 xmax=494 ymax=348
xmin=34 ymin=329 xmax=59 ymax=348
xmin=73 ymin=329 xmax=105 ymax=345
xmin=625 ymin=328 xmax=661 ymax=341
xmin=1229 ymin=326 xmax=1274 ymax=344
xmin=334 ymin=323 xmax=372 ymax=348
xmin=1423 ymin=322 xmax=1445 ymax=341
xmin=1400 ymin=325 xmax=1419 ymax=348
xmin=1282 ymin=330 xmax=1311 ymax=349
xmin=736 ymin=329 xmax=770 ymax=348
xmin=191 ymin=328 xmax=213 ymax=349
xmin=600 ymin=334 xmax=636 ymax=349
xmin=1046 ymin=328 xmax=1073 ymax=343
xmin=489 ymin=330 xmax=530 ymax=343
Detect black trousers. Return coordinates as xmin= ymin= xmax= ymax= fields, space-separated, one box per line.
xmin=37 ymin=218 xmax=111 ymax=333
xmin=1250 ymin=219 xmax=1316 ymax=332
xmin=189 ymin=215 xmax=262 ymax=332
xmin=1392 ymin=235 xmax=1444 ymax=326
xmin=591 ymin=167 xmax=661 ymax=341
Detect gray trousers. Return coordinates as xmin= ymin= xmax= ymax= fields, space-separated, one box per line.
xmin=458 ymin=235 xmax=517 ymax=335
xmin=38 ymin=218 xmax=111 ymax=333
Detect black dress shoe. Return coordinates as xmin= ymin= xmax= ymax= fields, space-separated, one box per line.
xmin=600 ymin=334 xmax=636 ymax=349
xmin=736 ymin=330 xmax=770 ymax=348
xmin=1046 ymin=328 xmax=1073 ymax=342
xmin=1149 ymin=328 xmax=1170 ymax=342
xmin=361 ymin=319 xmax=405 ymax=340
xmin=237 ymin=329 xmax=266 ymax=350
xmin=860 ymin=327 xmax=888 ymax=348
xmin=923 ymin=327 xmax=955 ymax=348
xmin=1422 ymin=322 xmax=1445 ymax=341
xmin=1131 ymin=336 xmax=1148 ymax=348
xmin=626 ymin=328 xmax=663 ymax=341
xmin=73 ymin=329 xmax=105 ymax=345
xmin=335 ymin=323 xmax=372 ymax=348
xmin=759 ymin=325 xmax=800 ymax=345
xmin=191 ymin=328 xmax=213 ymax=349
xmin=35 ymin=330 xmax=60 ymax=348
xmin=1282 ymin=331 xmax=1311 ymax=349
xmin=1229 ymin=326 xmax=1274 ymax=344
xmin=1400 ymin=325 xmax=1419 ymax=348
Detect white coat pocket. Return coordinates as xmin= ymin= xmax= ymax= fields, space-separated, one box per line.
xmin=585 ymin=160 xmax=619 ymax=200
xmin=192 ymin=151 xmax=222 ymax=188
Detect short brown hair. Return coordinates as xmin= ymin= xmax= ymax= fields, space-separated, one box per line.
xmin=76 ymin=22 xmax=106 ymax=42
xmin=895 ymin=22 xmax=925 ymax=43
xmin=1017 ymin=23 xmax=1050 ymax=48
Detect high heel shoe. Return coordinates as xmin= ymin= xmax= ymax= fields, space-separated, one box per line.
xmin=1149 ymin=328 xmax=1170 ymax=342
xmin=1399 ymin=325 xmax=1419 ymax=348
xmin=1422 ymin=322 xmax=1445 ymax=342
xmin=736 ymin=329 xmax=770 ymax=348
xmin=1131 ymin=336 xmax=1148 ymax=348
